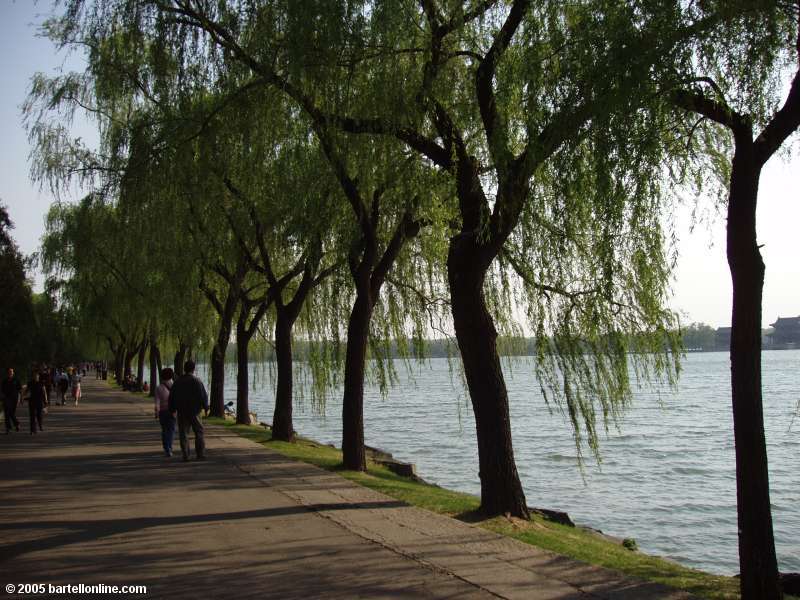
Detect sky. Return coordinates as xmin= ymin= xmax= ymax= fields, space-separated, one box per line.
xmin=1 ymin=0 xmax=797 ymax=330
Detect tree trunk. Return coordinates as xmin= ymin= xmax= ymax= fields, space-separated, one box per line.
xmin=148 ymin=335 xmax=159 ymax=398
xmin=447 ymin=232 xmax=530 ymax=518
xmin=136 ymin=340 xmax=147 ymax=389
xmin=727 ymin=138 xmax=781 ymax=600
xmin=336 ymin=212 xmax=416 ymax=471
xmin=235 ymin=316 xmax=251 ymax=425
xmin=341 ymin=289 xmax=373 ymax=471
xmin=114 ymin=347 xmax=125 ymax=385
xmin=209 ymin=321 xmax=232 ymax=417
xmin=272 ymin=311 xmax=295 ymax=441
xmin=210 ymin=342 xmax=227 ymax=418
xmin=174 ymin=340 xmax=187 ymax=376
xmin=124 ymin=347 xmax=136 ymax=380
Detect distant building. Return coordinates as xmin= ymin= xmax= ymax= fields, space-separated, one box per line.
xmin=715 ymin=327 xmax=731 ymax=351
xmin=769 ymin=316 xmax=800 ymax=348
xmin=762 ymin=329 xmax=774 ymax=349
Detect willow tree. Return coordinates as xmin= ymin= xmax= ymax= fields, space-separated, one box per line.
xmin=26 ymin=4 xmax=335 ymax=423
xmin=181 ymin=159 xmax=255 ymax=418
xmin=224 ymin=176 xmax=343 ymax=438
xmin=116 ymin=113 xmax=222 ymax=393
xmin=664 ymin=3 xmax=800 ymax=597
xmin=146 ymin=1 xmax=444 ymax=465
xmin=225 ymin=105 xmax=444 ymax=457
xmin=46 ymin=0 xmax=704 ymax=515
xmin=40 ymin=197 xmax=145 ymax=381
xmin=154 ymin=0 xmax=700 ymax=512
xmin=24 ymin=22 xmax=216 ymax=391
xmin=0 ymin=204 xmax=37 ymax=373
xmin=186 ymin=82 xmax=347 ymax=435
xmin=24 ymin=62 xmax=144 ymax=378
xmin=198 ymin=11 xmax=446 ymax=462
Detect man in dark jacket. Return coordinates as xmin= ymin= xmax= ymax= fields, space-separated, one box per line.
xmin=25 ymin=371 xmax=48 ymax=434
xmin=2 ymin=367 xmax=21 ymax=433
xmin=168 ymin=360 xmax=209 ymax=461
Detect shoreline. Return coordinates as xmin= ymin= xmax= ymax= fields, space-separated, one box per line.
xmin=205 ymin=413 xmax=744 ymax=600
xmin=210 ymin=351 xmax=798 ymax=579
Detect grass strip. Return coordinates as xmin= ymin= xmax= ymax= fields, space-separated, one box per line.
xmin=206 ymin=416 xmax=752 ymax=600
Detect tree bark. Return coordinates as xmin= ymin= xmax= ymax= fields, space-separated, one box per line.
xmin=148 ymin=334 xmax=159 ymax=397
xmin=271 ymin=311 xmax=295 ymax=441
xmin=136 ymin=340 xmax=147 ymax=389
xmin=235 ymin=335 xmax=250 ymax=425
xmin=209 ymin=322 xmax=231 ymax=418
xmin=114 ymin=346 xmax=125 ymax=385
xmin=156 ymin=346 xmax=162 ymax=374
xmin=106 ymin=338 xmax=119 ymax=383
xmin=670 ymin=75 xmax=800 ymax=598
xmin=447 ymin=232 xmax=530 ymax=518
xmin=727 ymin=136 xmax=781 ymax=600
xmin=337 ymin=211 xmax=419 ymax=471
xmin=203 ymin=269 xmax=244 ymax=417
xmin=174 ymin=340 xmax=187 ymax=376
xmin=123 ymin=346 xmax=136 ymax=380
xmin=341 ymin=289 xmax=373 ymax=470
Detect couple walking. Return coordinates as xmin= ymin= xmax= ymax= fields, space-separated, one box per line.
xmin=3 ymin=368 xmax=48 ymax=434
xmin=154 ymin=360 xmax=208 ymax=461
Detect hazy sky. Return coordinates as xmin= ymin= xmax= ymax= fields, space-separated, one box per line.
xmin=1 ymin=1 xmax=797 ymax=329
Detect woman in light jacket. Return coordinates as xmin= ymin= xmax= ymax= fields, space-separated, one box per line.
xmin=69 ymin=367 xmax=82 ymax=405
xmin=154 ymin=368 xmax=176 ymax=457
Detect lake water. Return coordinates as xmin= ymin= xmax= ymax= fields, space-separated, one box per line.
xmin=187 ymin=350 xmax=799 ymax=575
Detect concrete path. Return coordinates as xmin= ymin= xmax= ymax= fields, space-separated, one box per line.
xmin=0 ymin=378 xmax=692 ymax=599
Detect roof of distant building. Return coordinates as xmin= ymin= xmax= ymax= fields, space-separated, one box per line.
xmin=769 ymin=316 xmax=800 ymax=328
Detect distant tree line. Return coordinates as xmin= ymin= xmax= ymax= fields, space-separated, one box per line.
xmin=0 ymin=203 xmax=86 ymax=378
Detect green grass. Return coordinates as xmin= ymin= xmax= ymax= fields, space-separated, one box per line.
xmin=205 ymin=417 xmax=785 ymax=600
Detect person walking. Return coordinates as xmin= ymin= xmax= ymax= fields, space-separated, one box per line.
xmin=168 ymin=360 xmax=208 ymax=461
xmin=69 ymin=367 xmax=82 ymax=406
xmin=56 ymin=369 xmax=69 ymax=406
xmin=40 ymin=367 xmax=52 ymax=396
xmin=154 ymin=368 xmax=176 ymax=457
xmin=24 ymin=371 xmax=48 ymax=434
xmin=2 ymin=368 xmax=22 ymax=433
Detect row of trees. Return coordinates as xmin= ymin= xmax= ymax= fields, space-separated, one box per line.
xmin=0 ymin=203 xmax=86 ymax=376
xmin=27 ymin=2 xmax=799 ymax=598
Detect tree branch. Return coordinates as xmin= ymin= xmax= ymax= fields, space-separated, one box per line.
xmin=313 ymin=124 xmax=370 ymax=235
xmin=475 ymin=0 xmax=528 ymax=176
xmin=221 ymin=177 xmax=267 ymax=274
xmin=199 ymin=272 xmax=224 ymax=316
xmin=157 ymin=0 xmax=453 ymax=167
xmin=754 ymin=68 xmax=800 ymax=165
xmin=370 ymin=209 xmax=423 ymax=298
xmin=670 ymin=88 xmax=748 ymax=133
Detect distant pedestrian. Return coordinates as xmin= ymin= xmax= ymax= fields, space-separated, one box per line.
xmin=40 ymin=367 xmax=52 ymax=393
xmin=168 ymin=360 xmax=209 ymax=461
xmin=69 ymin=368 xmax=82 ymax=405
xmin=56 ymin=369 xmax=69 ymax=405
xmin=24 ymin=371 xmax=48 ymax=434
xmin=154 ymin=368 xmax=176 ymax=457
xmin=2 ymin=367 xmax=22 ymax=433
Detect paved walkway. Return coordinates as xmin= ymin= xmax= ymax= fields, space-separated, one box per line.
xmin=1 ymin=378 xmax=693 ymax=599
